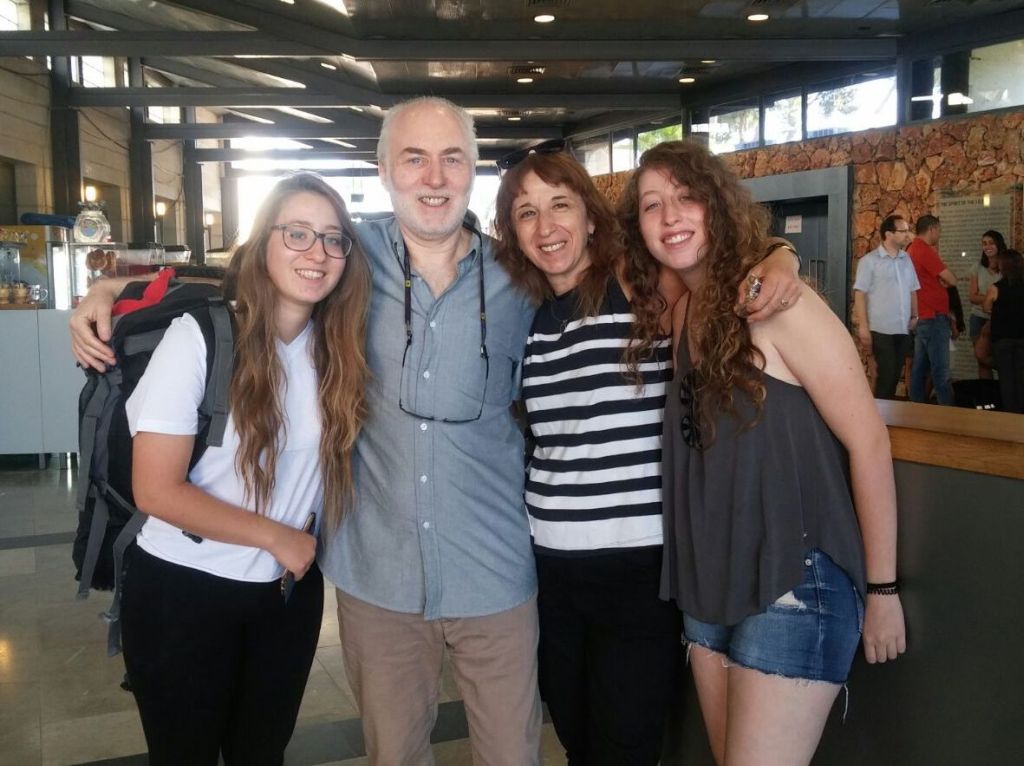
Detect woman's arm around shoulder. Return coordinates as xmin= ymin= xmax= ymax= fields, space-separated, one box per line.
xmin=756 ymin=283 xmax=907 ymax=664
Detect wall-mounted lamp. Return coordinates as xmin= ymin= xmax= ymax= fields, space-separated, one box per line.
xmin=204 ymin=213 xmax=215 ymax=226
xmin=155 ymin=201 xmax=167 ymax=217
xmin=84 ymin=185 xmax=97 ymax=202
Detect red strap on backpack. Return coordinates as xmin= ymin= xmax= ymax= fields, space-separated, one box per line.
xmin=111 ymin=267 xmax=176 ymax=317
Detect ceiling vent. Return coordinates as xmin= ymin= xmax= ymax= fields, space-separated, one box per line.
xmin=508 ymin=65 xmax=547 ymax=76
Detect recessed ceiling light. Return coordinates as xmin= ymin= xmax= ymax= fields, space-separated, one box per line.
xmin=320 ymin=62 xmax=337 ymax=70
xmin=679 ymin=77 xmax=696 ymax=84
xmin=701 ymin=60 xmax=716 ymax=64
xmin=279 ymin=0 xmax=295 ymax=5
xmin=517 ymin=77 xmax=534 ymax=84
xmin=534 ymin=14 xmax=555 ymax=23
xmin=747 ymin=13 xmax=769 ymax=22
xmin=508 ymin=116 xmax=522 ymax=121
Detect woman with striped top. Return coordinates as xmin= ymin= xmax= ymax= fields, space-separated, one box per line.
xmin=493 ymin=149 xmax=801 ymax=765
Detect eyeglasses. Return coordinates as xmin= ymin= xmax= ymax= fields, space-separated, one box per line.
xmin=679 ymin=368 xmax=704 ymax=450
xmin=495 ymin=138 xmax=570 ymax=173
xmin=272 ymin=223 xmax=353 ymax=259
xmin=397 ymin=226 xmax=490 ymax=423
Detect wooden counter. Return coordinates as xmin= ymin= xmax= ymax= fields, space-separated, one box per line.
xmin=877 ymin=399 xmax=1024 ymax=480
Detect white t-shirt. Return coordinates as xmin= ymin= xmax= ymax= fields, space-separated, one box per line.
xmin=125 ymin=313 xmax=324 ymax=582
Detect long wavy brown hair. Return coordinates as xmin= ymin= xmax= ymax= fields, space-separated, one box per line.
xmin=493 ymin=151 xmax=666 ymax=380
xmin=619 ymin=140 xmax=769 ymax=439
xmin=224 ymin=172 xmax=370 ymax=533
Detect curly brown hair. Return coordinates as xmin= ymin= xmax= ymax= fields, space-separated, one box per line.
xmin=493 ymin=151 xmax=666 ymax=381
xmin=224 ymin=172 xmax=371 ymax=533
xmin=619 ymin=140 xmax=769 ymax=440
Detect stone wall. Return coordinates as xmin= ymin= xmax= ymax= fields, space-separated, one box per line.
xmin=595 ymin=108 xmax=1024 ymax=256
xmin=594 ymin=109 xmax=1024 ymax=390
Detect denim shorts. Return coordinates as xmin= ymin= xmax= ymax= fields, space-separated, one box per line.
xmin=682 ymin=549 xmax=863 ymax=684
xmin=969 ymin=314 xmax=988 ymax=342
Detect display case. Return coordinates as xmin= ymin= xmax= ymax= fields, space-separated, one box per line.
xmin=0 ymin=224 xmax=68 ymax=309
xmin=68 ymin=242 xmax=190 ymax=306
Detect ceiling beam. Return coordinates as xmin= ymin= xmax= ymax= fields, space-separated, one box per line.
xmin=142 ymin=121 xmax=563 ymax=141
xmin=68 ymin=87 xmax=680 ymax=110
xmin=193 ymin=147 xmax=510 ymax=164
xmin=0 ymin=30 xmax=321 ymax=57
xmin=0 ymin=30 xmax=897 ymax=62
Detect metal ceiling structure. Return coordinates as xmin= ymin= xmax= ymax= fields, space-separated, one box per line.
xmin=3 ymin=0 xmax=1024 ymax=256
xmin=4 ymin=0 xmax=1024 ymax=155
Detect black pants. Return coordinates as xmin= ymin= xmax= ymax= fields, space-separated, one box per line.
xmin=536 ymin=546 xmax=683 ymax=766
xmin=120 ymin=546 xmax=323 ymax=766
xmin=993 ymin=338 xmax=1024 ymax=413
xmin=871 ymin=331 xmax=913 ymax=399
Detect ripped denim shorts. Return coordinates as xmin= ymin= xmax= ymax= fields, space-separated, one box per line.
xmin=682 ymin=549 xmax=864 ymax=684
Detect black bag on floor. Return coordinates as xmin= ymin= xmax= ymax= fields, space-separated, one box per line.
xmin=952 ymin=378 xmax=1002 ymax=410
xmin=72 ymin=278 xmax=234 ymax=655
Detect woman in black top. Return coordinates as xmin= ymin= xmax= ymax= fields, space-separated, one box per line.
xmin=984 ymin=249 xmax=1024 ymax=413
xmin=620 ymin=141 xmax=906 ymax=766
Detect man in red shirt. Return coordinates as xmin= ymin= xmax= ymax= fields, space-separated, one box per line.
xmin=907 ymin=215 xmax=958 ymax=405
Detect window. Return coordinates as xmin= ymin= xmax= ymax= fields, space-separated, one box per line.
xmin=967 ymin=38 xmax=1024 ymax=113
xmin=147 ymin=106 xmax=181 ymax=124
xmin=806 ymin=75 xmax=896 ymax=138
xmin=709 ymin=101 xmax=759 ymax=154
xmin=0 ymin=0 xmax=21 ymax=31
xmin=80 ymin=56 xmax=114 ymax=88
xmin=611 ymin=130 xmax=635 ymax=172
xmin=637 ymin=122 xmax=683 ymax=157
xmin=763 ymin=92 xmax=802 ymax=146
xmin=578 ymin=136 xmax=610 ymax=176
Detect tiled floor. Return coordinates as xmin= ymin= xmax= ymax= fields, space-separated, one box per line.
xmin=0 ymin=456 xmax=568 ymax=766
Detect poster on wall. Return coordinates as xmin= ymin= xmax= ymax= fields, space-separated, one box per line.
xmin=935 ymin=193 xmax=1013 ymax=382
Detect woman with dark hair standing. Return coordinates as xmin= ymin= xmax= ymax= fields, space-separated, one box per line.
xmin=493 ymin=148 xmax=801 ymax=765
xmin=120 ymin=172 xmax=371 ymax=765
xmin=621 ymin=141 xmax=905 ymax=766
xmin=969 ymin=229 xmax=1006 ymax=377
xmin=984 ymin=248 xmax=1024 ymax=413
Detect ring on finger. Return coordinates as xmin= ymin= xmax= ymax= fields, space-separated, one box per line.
xmin=745 ymin=275 xmax=764 ymax=303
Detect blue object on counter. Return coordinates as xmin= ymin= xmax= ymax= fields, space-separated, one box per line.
xmin=20 ymin=213 xmax=75 ymax=228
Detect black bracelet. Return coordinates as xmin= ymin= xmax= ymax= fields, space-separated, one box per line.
xmin=866 ymin=580 xmax=900 ymax=595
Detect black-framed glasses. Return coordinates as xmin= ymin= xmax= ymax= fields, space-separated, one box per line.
xmin=271 ymin=223 xmax=353 ymax=259
xmin=679 ymin=368 xmax=704 ymax=450
xmin=496 ymin=138 xmax=570 ymax=173
xmin=397 ymin=222 xmax=490 ymax=423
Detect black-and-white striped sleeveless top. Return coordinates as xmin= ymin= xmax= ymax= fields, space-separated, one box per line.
xmin=522 ymin=279 xmax=671 ymax=555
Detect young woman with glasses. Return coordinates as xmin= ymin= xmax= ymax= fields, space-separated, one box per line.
xmin=493 ymin=148 xmax=802 ymax=765
xmin=120 ymin=172 xmax=371 ymax=765
xmin=621 ymin=141 xmax=906 ymax=766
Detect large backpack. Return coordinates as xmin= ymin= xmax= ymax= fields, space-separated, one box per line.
xmin=72 ymin=278 xmax=234 ymax=655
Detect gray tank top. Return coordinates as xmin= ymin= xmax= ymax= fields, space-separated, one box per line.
xmin=660 ymin=317 xmax=866 ymax=626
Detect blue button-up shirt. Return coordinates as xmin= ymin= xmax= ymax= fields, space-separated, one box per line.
xmin=853 ymin=244 xmax=920 ymax=335
xmin=318 ymin=214 xmax=537 ymax=619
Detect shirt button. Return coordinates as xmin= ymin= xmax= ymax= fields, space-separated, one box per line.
xmin=419 ymin=422 xmax=428 ymax=431
xmin=804 ymin=557 xmax=813 ymax=566
xmin=420 ymin=475 xmax=427 ymax=483
xmin=423 ymin=370 xmax=431 ymax=379
xmin=429 ymin=321 xmax=437 ymax=328
xmin=423 ymin=521 xmax=431 ymax=529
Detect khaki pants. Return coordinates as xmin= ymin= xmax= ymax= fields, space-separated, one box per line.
xmin=336 ymin=589 xmax=542 ymax=765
